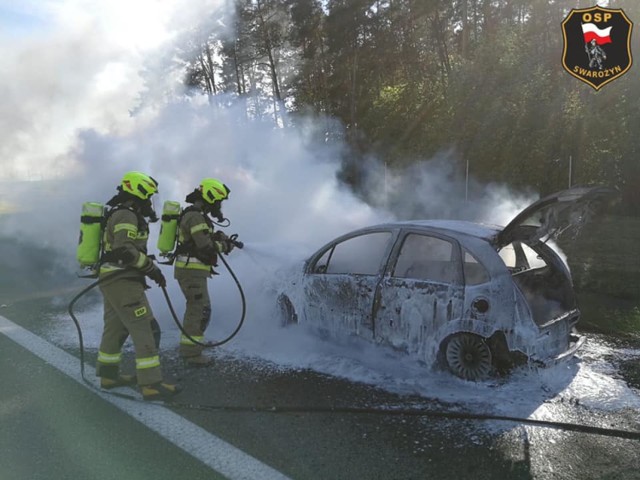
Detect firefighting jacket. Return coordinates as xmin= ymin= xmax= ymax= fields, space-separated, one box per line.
xmin=99 ymin=207 xmax=154 ymax=278
xmin=174 ymin=207 xmax=218 ymax=272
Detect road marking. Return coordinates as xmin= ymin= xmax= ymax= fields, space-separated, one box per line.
xmin=0 ymin=315 xmax=292 ymax=480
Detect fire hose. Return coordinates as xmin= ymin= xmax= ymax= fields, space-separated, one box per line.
xmin=67 ymin=244 xmax=246 ymax=384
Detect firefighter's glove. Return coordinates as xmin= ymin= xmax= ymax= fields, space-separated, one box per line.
xmin=214 ymin=240 xmax=233 ymax=255
xmin=143 ymin=262 xmax=166 ymax=288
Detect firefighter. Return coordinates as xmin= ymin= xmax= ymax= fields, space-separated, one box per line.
xmin=97 ymin=171 xmax=181 ymax=401
xmin=174 ymin=178 xmax=235 ymax=366
xmin=586 ymin=38 xmax=607 ymax=70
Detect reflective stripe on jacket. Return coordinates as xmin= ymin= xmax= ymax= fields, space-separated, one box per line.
xmin=175 ymin=209 xmax=217 ymax=271
xmin=174 ymin=255 xmax=212 ymax=271
xmin=100 ymin=208 xmax=151 ymax=276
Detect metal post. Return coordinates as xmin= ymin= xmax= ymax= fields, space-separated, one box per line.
xmin=384 ymin=161 xmax=388 ymax=209
xmin=568 ymin=155 xmax=572 ymax=188
xmin=465 ymin=159 xmax=469 ymax=203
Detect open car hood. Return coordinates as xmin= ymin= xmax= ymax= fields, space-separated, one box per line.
xmin=495 ymin=186 xmax=616 ymax=248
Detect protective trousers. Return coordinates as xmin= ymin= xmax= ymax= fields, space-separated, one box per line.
xmin=96 ymin=277 xmax=163 ymax=386
xmin=176 ymin=273 xmax=211 ymax=358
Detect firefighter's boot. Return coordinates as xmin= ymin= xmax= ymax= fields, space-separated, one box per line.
xmin=141 ymin=382 xmax=182 ymax=401
xmin=100 ymin=374 xmax=137 ymax=390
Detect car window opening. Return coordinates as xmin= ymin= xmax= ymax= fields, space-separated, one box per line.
xmin=463 ymin=250 xmax=490 ymax=285
xmin=392 ymin=234 xmax=459 ymax=284
xmin=315 ymin=232 xmax=392 ymax=276
xmin=499 ymin=241 xmax=576 ymax=326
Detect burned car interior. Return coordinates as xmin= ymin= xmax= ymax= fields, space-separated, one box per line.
xmin=499 ymin=240 xmax=577 ymax=327
xmin=391 ymin=233 xmax=460 ymax=284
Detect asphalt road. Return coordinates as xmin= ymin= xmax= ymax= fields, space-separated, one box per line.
xmin=0 ymin=329 xmax=225 ymax=480
xmin=2 ymin=304 xmax=640 ymax=480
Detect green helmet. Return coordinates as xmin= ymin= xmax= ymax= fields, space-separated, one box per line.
xmin=121 ymin=171 xmax=158 ymax=200
xmin=200 ymin=178 xmax=230 ymax=204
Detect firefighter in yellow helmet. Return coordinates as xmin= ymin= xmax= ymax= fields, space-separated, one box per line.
xmin=97 ymin=171 xmax=181 ymax=400
xmin=173 ymin=178 xmax=235 ymax=366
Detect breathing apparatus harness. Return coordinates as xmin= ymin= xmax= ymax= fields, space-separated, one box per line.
xmin=76 ymin=191 xmax=155 ymax=278
xmin=159 ymin=203 xmax=242 ymax=269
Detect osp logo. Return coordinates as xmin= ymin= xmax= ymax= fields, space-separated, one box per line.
xmin=561 ymin=6 xmax=633 ymax=90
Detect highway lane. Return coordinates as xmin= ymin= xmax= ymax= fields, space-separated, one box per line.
xmin=0 ymin=315 xmax=289 ymax=480
xmin=0 ymin=333 xmax=224 ymax=480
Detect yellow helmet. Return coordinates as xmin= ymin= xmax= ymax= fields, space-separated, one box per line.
xmin=121 ymin=171 xmax=158 ymax=200
xmin=200 ymin=178 xmax=229 ymax=204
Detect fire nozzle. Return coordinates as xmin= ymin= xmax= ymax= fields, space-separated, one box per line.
xmin=229 ymin=234 xmax=244 ymax=249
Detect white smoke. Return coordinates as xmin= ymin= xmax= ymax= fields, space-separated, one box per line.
xmin=0 ymin=0 xmax=537 ymax=366
xmin=357 ymin=152 xmax=536 ymax=227
xmin=0 ymin=0 xmax=228 ymax=181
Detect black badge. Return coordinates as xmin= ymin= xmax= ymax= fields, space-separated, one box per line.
xmin=562 ymin=6 xmax=633 ymax=90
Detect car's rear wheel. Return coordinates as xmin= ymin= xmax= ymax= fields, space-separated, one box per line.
xmin=277 ymin=294 xmax=298 ymax=327
xmin=445 ymin=333 xmax=492 ymax=381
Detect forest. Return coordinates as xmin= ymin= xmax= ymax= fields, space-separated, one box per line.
xmin=172 ymin=0 xmax=640 ymax=215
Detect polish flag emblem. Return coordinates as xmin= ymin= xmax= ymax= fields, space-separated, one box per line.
xmin=562 ymin=6 xmax=632 ymax=90
xmin=581 ymin=23 xmax=613 ymax=45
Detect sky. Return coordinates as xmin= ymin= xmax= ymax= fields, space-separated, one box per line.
xmin=0 ymin=0 xmax=206 ymax=182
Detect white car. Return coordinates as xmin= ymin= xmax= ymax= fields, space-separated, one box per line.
xmin=276 ymin=186 xmax=613 ymax=380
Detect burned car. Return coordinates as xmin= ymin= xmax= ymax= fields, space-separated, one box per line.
xmin=277 ymin=186 xmax=613 ymax=380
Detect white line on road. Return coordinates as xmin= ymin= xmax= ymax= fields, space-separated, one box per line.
xmin=0 ymin=315 xmax=292 ymax=480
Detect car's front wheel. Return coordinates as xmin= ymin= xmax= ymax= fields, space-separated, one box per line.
xmin=444 ymin=333 xmax=492 ymax=381
xmin=277 ymin=294 xmax=298 ymax=327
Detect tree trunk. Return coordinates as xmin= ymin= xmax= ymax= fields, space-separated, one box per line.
xmin=461 ymin=0 xmax=469 ymax=58
xmin=255 ymin=0 xmax=286 ymax=127
xmin=349 ymin=31 xmax=359 ymax=141
xmin=205 ymin=45 xmax=217 ymax=95
xmin=432 ymin=3 xmax=451 ymax=80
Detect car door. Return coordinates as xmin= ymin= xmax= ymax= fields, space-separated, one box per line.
xmin=303 ymin=230 xmax=395 ymax=341
xmin=374 ymin=230 xmax=464 ymax=357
